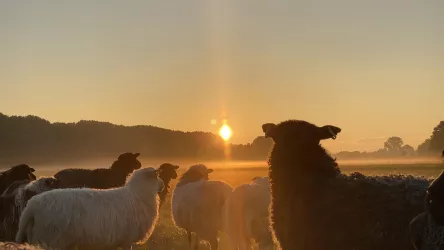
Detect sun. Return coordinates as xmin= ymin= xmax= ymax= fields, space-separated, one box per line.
xmin=219 ymin=124 xmax=232 ymax=141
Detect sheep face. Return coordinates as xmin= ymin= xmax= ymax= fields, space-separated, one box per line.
xmin=158 ymin=163 xmax=180 ymax=180
xmin=15 ymin=177 xmax=60 ymax=207
xmin=24 ymin=177 xmax=59 ymax=198
xmin=262 ymin=120 xmax=341 ymax=146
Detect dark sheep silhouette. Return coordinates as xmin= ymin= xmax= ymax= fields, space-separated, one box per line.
xmin=0 ymin=177 xmax=59 ymax=241
xmin=54 ymin=152 xmax=142 ymax=189
xmin=0 ymin=164 xmax=36 ymax=194
xmin=262 ymin=119 xmax=429 ymax=250
xmin=157 ymin=163 xmax=179 ymax=207
xmin=2 ymin=180 xmax=31 ymax=196
xmin=410 ymin=169 xmax=444 ymax=250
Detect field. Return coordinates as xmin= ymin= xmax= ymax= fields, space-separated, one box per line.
xmin=5 ymin=159 xmax=444 ymax=250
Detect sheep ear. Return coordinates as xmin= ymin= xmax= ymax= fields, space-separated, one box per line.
xmin=174 ymin=165 xmax=179 ymax=170
xmin=207 ymin=168 xmax=214 ymax=173
xmin=252 ymin=177 xmax=259 ymax=181
xmin=134 ymin=153 xmax=140 ymax=158
xmin=319 ymin=125 xmax=342 ymax=140
xmin=262 ymin=123 xmax=277 ymax=139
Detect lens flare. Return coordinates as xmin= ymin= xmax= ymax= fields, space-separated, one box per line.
xmin=219 ymin=124 xmax=232 ymax=141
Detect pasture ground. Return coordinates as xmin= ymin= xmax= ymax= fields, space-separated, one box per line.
xmin=3 ymin=159 xmax=444 ymax=250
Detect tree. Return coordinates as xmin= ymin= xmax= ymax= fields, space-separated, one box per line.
xmin=383 ymin=137 xmax=404 ymax=153
xmin=401 ymin=144 xmax=415 ymax=156
xmin=417 ymin=139 xmax=431 ymax=155
xmin=429 ymin=121 xmax=444 ymax=152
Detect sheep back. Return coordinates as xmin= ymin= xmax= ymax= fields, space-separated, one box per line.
xmin=54 ymin=169 xmax=95 ymax=188
xmin=278 ymin=173 xmax=430 ymax=249
xmin=16 ymin=185 xmax=160 ymax=249
xmin=172 ymin=180 xmax=233 ymax=240
xmin=224 ymin=178 xmax=272 ymax=249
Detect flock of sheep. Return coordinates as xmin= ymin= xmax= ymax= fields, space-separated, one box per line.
xmin=0 ymin=153 xmax=272 ymax=249
xmin=0 ymin=118 xmax=443 ymax=250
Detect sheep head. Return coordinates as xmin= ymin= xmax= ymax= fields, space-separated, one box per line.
xmin=126 ymin=167 xmax=165 ymax=193
xmin=178 ymin=164 xmax=213 ymax=185
xmin=262 ymin=120 xmax=341 ymax=146
xmin=0 ymin=164 xmax=37 ymax=189
xmin=22 ymin=177 xmax=60 ymax=203
xmin=26 ymin=177 xmax=59 ymax=193
xmin=111 ymin=152 xmax=142 ymax=173
xmin=158 ymin=163 xmax=180 ymax=180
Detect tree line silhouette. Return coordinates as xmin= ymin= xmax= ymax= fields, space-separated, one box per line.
xmin=1 ymin=113 xmax=443 ymax=165
xmin=0 ymin=113 xmax=274 ymax=165
xmin=336 ymin=122 xmax=444 ymax=159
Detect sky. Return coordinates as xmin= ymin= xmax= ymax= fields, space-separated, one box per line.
xmin=0 ymin=0 xmax=443 ymax=152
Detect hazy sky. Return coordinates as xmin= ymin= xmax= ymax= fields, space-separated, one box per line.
xmin=1 ymin=0 xmax=443 ymax=152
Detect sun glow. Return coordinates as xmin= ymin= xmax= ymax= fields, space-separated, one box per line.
xmin=219 ymin=124 xmax=232 ymax=142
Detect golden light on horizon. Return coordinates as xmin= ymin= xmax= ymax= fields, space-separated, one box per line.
xmin=219 ymin=124 xmax=232 ymax=142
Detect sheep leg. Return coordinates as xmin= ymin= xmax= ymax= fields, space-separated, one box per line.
xmin=187 ymin=230 xmax=192 ymax=247
xmin=209 ymin=237 xmax=219 ymax=250
xmin=244 ymin=237 xmax=251 ymax=250
xmin=194 ymin=234 xmax=199 ymax=250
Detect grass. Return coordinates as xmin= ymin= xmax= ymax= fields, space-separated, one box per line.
xmin=9 ymin=160 xmax=444 ymax=250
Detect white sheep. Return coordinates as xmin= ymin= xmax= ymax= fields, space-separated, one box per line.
xmin=224 ymin=176 xmax=275 ymax=250
xmin=15 ymin=167 xmax=164 ymax=250
xmin=172 ymin=164 xmax=233 ymax=250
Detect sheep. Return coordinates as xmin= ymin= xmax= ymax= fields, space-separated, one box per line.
xmin=0 ymin=242 xmax=42 ymax=250
xmin=54 ymin=152 xmax=142 ymax=189
xmin=15 ymin=167 xmax=164 ymax=250
xmin=0 ymin=177 xmax=59 ymax=241
xmin=2 ymin=180 xmax=30 ymax=196
xmin=224 ymin=176 xmax=274 ymax=250
xmin=157 ymin=163 xmax=180 ymax=207
xmin=409 ymin=169 xmax=444 ymax=250
xmin=0 ymin=165 xmax=36 ymax=194
xmin=172 ymin=164 xmax=233 ymax=250
xmin=262 ymin=119 xmax=431 ymax=250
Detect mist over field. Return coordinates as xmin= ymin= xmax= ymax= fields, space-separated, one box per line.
xmin=9 ymin=157 xmax=442 ymax=182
